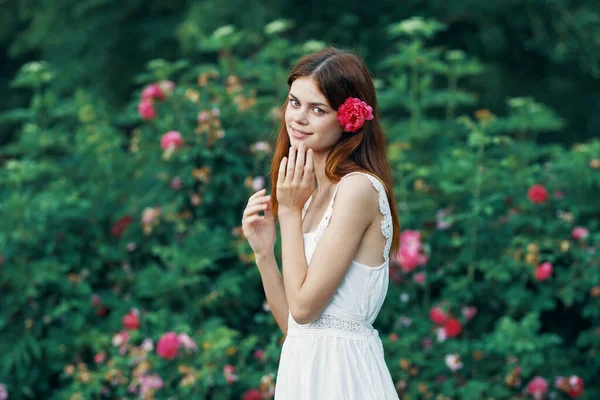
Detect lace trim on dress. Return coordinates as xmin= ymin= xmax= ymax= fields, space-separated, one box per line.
xmin=309 ymin=172 xmax=393 ymax=262
xmin=288 ymin=313 xmax=372 ymax=335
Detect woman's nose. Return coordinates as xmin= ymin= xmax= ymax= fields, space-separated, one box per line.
xmin=292 ymin=109 xmax=309 ymax=125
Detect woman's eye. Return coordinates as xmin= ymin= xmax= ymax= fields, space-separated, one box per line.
xmin=289 ymin=99 xmax=300 ymax=107
xmin=313 ymin=107 xmax=324 ymax=115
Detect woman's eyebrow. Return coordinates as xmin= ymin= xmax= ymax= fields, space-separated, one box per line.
xmin=289 ymin=93 xmax=329 ymax=108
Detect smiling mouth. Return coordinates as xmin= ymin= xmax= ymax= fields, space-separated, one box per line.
xmin=291 ymin=127 xmax=312 ymax=135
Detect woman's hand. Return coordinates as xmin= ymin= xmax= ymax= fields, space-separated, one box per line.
xmin=277 ymin=143 xmax=315 ymax=216
xmin=242 ymin=188 xmax=276 ymax=258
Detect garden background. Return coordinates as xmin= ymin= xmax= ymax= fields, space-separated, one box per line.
xmin=0 ymin=1 xmax=599 ymax=399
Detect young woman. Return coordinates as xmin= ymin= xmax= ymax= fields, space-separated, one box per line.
xmin=241 ymin=47 xmax=401 ymax=399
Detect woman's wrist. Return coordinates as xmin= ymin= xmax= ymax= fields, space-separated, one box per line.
xmin=255 ymin=250 xmax=276 ymax=267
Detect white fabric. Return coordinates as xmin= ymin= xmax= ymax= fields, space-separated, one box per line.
xmin=274 ymin=172 xmax=399 ymax=400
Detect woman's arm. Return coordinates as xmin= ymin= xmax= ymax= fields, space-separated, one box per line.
xmin=279 ymin=174 xmax=376 ymax=324
xmin=255 ymin=252 xmax=289 ymax=336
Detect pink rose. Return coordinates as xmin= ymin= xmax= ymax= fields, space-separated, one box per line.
xmin=398 ymin=247 xmax=422 ymax=272
xmin=572 ymin=227 xmax=589 ymax=240
xmin=142 ymin=84 xmax=165 ymax=101
xmin=527 ymin=184 xmax=549 ymax=204
xmin=337 ymin=97 xmax=374 ymax=133
xmin=254 ymin=349 xmax=265 ymax=360
xmin=400 ymin=229 xmax=421 ymax=248
xmin=138 ymin=100 xmax=156 ymax=120
xmin=567 ymin=375 xmax=584 ymax=398
xmin=94 ymin=352 xmax=106 ymax=364
xmin=462 ymin=306 xmax=478 ymax=320
xmin=223 ymin=364 xmax=238 ymax=383
xmin=160 ymin=131 xmax=184 ymax=151
xmin=413 ymin=272 xmax=427 ymax=284
xmin=526 ymin=376 xmax=548 ymax=399
xmin=534 ymin=262 xmax=553 ymax=281
xmin=242 ymin=389 xmax=263 ymax=400
xmin=122 ymin=310 xmax=140 ymax=330
xmin=171 ymin=177 xmax=182 ymax=191
xmin=178 ymin=333 xmax=197 ymax=351
xmin=430 ymin=306 xmax=448 ymax=325
xmin=139 ymin=373 xmax=163 ymax=396
xmin=443 ymin=318 xmax=462 ymax=338
xmin=156 ymin=332 xmax=181 ymax=360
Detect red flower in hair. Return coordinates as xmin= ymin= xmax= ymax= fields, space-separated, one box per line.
xmin=337 ymin=97 xmax=374 ymax=132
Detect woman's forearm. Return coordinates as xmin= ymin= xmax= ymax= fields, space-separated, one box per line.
xmin=256 ymin=252 xmax=289 ymax=335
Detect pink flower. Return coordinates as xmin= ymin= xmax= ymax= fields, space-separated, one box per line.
xmin=141 ymin=338 xmax=154 ymax=352
xmin=0 ymin=384 xmax=6 ymax=400
xmin=444 ymin=354 xmax=463 ymax=371
xmin=160 ymin=131 xmax=184 ymax=151
xmin=139 ymin=373 xmax=163 ymax=396
xmin=138 ymin=100 xmax=156 ymax=120
xmin=254 ymin=349 xmax=265 ymax=360
xmin=400 ymin=230 xmax=421 ymax=248
xmin=243 ymin=389 xmax=263 ymax=400
xmin=223 ymin=364 xmax=238 ymax=383
xmin=430 ymin=306 xmax=448 ymax=325
xmin=462 ymin=306 xmax=478 ymax=320
xmin=398 ymin=247 xmax=422 ymax=272
xmin=572 ymin=227 xmax=589 ymax=240
xmin=534 ymin=262 xmax=553 ymax=281
xmin=443 ymin=318 xmax=462 ymax=338
xmin=413 ymin=272 xmax=427 ymax=284
xmin=158 ymin=80 xmax=175 ymax=96
xmin=567 ymin=375 xmax=584 ymax=398
xmin=178 ymin=333 xmax=197 ymax=351
xmin=198 ymin=111 xmax=210 ymax=122
xmin=337 ymin=97 xmax=374 ymax=133
xmin=389 ymin=333 xmax=399 ymax=342
xmin=142 ymin=84 xmax=165 ymax=101
xmin=527 ymin=184 xmax=549 ymax=204
xmin=122 ymin=310 xmax=140 ymax=330
xmin=94 ymin=352 xmax=106 ymax=364
xmin=171 ymin=176 xmax=182 ymax=190
xmin=156 ymin=332 xmax=181 ymax=360
xmin=526 ymin=376 xmax=548 ymax=399
xmin=111 ymin=331 xmax=130 ymax=347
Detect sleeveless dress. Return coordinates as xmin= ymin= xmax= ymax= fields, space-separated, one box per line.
xmin=274 ymin=172 xmax=399 ymax=400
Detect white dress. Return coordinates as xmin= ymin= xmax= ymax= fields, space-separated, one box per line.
xmin=274 ymin=172 xmax=399 ymax=400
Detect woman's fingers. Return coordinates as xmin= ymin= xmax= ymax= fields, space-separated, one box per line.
xmin=286 ymin=146 xmax=296 ymax=182
xmin=302 ymin=148 xmax=314 ymax=186
xmin=294 ymin=144 xmax=305 ymax=184
xmin=278 ymin=157 xmax=287 ymax=184
xmin=243 ymin=203 xmax=268 ymax=218
xmin=244 ymin=214 xmax=265 ymax=226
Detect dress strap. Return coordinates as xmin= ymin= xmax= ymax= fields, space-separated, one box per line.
xmin=301 ymin=194 xmax=313 ymax=221
xmin=311 ymin=172 xmax=393 ymax=262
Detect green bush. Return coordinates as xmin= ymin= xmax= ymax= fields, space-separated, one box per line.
xmin=1 ymin=18 xmax=598 ymax=400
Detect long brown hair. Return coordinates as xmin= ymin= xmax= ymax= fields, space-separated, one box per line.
xmin=270 ymin=47 xmax=401 ymax=257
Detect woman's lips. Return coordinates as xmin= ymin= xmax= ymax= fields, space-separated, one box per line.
xmin=290 ymin=127 xmax=311 ymax=139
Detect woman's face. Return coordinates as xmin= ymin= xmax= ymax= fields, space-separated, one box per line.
xmin=284 ymin=76 xmax=343 ymax=152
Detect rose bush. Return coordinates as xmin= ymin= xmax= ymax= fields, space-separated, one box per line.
xmin=0 ymin=18 xmax=598 ymax=400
